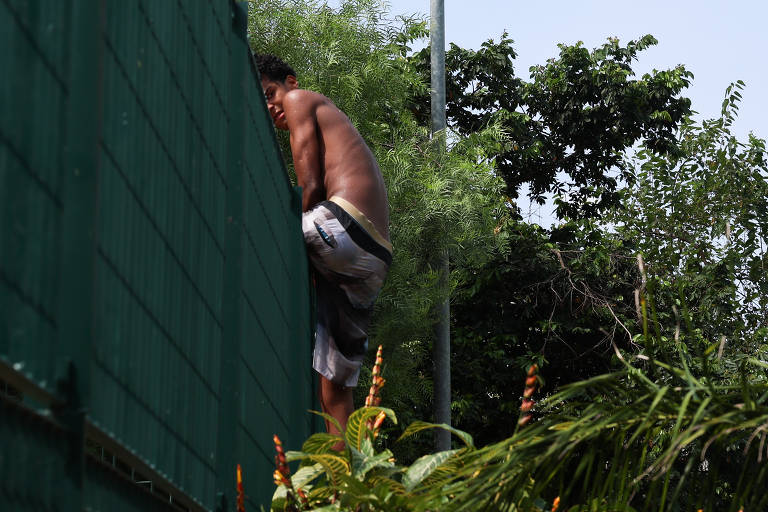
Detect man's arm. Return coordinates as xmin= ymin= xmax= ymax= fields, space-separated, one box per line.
xmin=284 ymin=91 xmax=325 ymax=212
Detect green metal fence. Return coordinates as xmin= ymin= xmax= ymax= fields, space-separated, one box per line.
xmin=0 ymin=1 xmax=316 ymax=510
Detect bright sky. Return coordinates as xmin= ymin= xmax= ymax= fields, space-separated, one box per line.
xmin=327 ymin=0 xmax=767 ymax=223
xmin=381 ymin=0 xmax=766 ymax=141
xmin=381 ymin=0 xmax=768 ymax=224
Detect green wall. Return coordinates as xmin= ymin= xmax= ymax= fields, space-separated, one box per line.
xmin=0 ymin=1 xmax=315 ymax=510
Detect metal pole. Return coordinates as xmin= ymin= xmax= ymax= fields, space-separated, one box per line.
xmin=430 ymin=0 xmax=446 ymax=134
xmin=430 ymin=0 xmax=451 ymax=452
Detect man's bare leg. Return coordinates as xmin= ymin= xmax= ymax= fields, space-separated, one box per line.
xmin=318 ymin=374 xmax=354 ymax=441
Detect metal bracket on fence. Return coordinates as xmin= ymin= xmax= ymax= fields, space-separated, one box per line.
xmin=85 ymin=422 xmax=209 ymax=512
xmin=52 ymin=360 xmax=86 ymax=486
xmin=215 ymin=491 xmax=228 ymax=512
xmin=53 ymin=359 xmax=80 ymax=412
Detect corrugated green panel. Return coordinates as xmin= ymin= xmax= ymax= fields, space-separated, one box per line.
xmin=236 ymin=48 xmax=316 ymax=509
xmin=2 ymin=1 xmax=316 ymax=510
xmin=88 ymin=1 xmax=230 ymax=508
xmin=287 ymin=183 xmax=316 ymax=439
xmin=0 ymin=399 xmax=75 ymax=512
xmin=0 ymin=0 xmax=70 ymax=394
xmin=55 ymin=1 xmax=105 ymax=510
xmin=215 ymin=2 xmax=246 ymax=510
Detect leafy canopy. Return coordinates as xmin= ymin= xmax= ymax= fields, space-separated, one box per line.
xmin=410 ymin=33 xmax=693 ymax=219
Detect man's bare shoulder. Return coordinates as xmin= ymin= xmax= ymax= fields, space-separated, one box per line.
xmin=283 ymin=88 xmax=333 ymax=111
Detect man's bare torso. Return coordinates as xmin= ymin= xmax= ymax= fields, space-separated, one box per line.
xmin=283 ymin=89 xmax=390 ymax=241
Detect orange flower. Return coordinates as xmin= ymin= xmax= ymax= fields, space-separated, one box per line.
xmin=366 ymin=346 xmax=388 ymax=431
xmin=371 ymin=410 xmax=387 ymax=438
xmin=236 ymin=464 xmax=245 ymax=512
xmin=365 ymin=345 xmax=385 ymax=408
xmin=519 ymin=364 xmax=540 ymax=428
xmin=272 ymin=434 xmax=308 ymax=509
xmin=521 ymin=399 xmax=535 ymax=412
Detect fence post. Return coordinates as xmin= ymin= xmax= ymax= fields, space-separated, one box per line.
xmin=216 ymin=2 xmax=248 ymax=510
xmin=55 ymin=0 xmax=105 ymax=509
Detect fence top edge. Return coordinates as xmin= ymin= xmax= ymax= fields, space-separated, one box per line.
xmin=86 ymin=421 xmax=211 ymax=512
xmin=0 ymin=357 xmax=60 ymax=407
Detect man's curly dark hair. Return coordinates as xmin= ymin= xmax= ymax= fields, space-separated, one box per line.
xmin=253 ymin=53 xmax=296 ymax=83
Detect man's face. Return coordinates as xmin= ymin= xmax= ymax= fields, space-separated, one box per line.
xmin=261 ymin=75 xmax=298 ymax=131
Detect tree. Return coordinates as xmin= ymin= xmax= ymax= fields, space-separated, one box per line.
xmin=448 ymin=82 xmax=768 ymax=446
xmin=449 ymin=220 xmax=640 ymax=445
xmin=418 ymin=34 xmax=695 ymax=444
xmin=409 ymin=34 xmax=693 ymax=218
xmin=395 ymin=31 xmax=702 ymax=441
xmin=610 ymin=81 xmax=768 ymax=357
xmin=249 ymin=0 xmax=425 ymax=136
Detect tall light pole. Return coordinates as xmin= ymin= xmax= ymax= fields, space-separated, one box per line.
xmin=430 ymin=0 xmax=451 ymax=452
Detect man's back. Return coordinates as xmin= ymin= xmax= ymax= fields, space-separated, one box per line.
xmin=281 ymin=88 xmax=390 ymax=240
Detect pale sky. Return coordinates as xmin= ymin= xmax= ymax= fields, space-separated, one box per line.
xmin=382 ymin=0 xmax=766 ymax=141
xmin=327 ymin=0 xmax=767 ymax=223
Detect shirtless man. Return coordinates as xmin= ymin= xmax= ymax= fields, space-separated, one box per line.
xmin=255 ymin=54 xmax=392 ymax=437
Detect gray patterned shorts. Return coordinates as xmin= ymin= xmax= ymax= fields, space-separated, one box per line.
xmin=302 ymin=196 xmax=392 ymax=387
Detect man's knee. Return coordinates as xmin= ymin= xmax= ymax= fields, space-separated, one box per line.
xmin=320 ymin=374 xmax=353 ymax=402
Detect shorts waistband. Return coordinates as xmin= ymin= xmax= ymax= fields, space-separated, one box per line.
xmin=328 ymin=196 xmax=393 ymax=254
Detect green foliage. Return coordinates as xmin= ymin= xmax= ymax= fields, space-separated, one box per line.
xmin=400 ymin=448 xmax=460 ymax=492
xmin=442 ymin=356 xmax=768 ymax=511
xmin=345 ymin=406 xmax=397 ymax=451
xmin=272 ymin=404 xmax=473 ymax=511
xmin=449 ymin=85 xmax=768 ymax=446
xmin=397 ymin=420 xmax=474 ymax=449
xmin=273 ymin=289 xmax=768 ymax=511
xmin=361 ymin=119 xmax=511 ymax=441
xmin=611 ymin=81 xmax=768 ymax=355
xmin=409 ymin=33 xmax=693 ymax=218
xmin=249 ymin=0 xmax=426 ymax=135
xmin=449 ymin=219 xmax=640 ymax=446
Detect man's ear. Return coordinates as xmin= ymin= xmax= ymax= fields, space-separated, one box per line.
xmin=285 ymin=75 xmax=299 ymax=90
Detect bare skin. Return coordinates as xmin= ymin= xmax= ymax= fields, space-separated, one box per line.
xmin=261 ymin=75 xmax=390 ymax=240
xmin=318 ymin=375 xmax=354 ymax=444
xmin=262 ymin=75 xmax=390 ymax=440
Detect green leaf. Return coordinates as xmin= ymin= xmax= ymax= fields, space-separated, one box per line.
xmin=402 ymin=449 xmax=460 ymax=491
xmin=345 ymin=406 xmax=397 ymax=451
xmin=302 ymin=432 xmax=344 ymax=454
xmin=397 ymin=420 xmax=474 ymax=448
xmin=349 ymin=446 xmax=396 ymax=480
xmin=301 ymin=505 xmax=339 ymax=512
xmin=367 ymin=474 xmax=407 ymax=495
xmin=285 ymin=450 xmax=308 ymax=463
xmin=272 ymin=463 xmax=325 ymax=501
xmin=293 ymin=462 xmax=326 ymax=488
xmin=305 ymin=453 xmax=351 ymax=484
xmin=308 ymin=409 xmax=343 ymax=435
xmin=359 ymin=436 xmax=374 ymax=458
